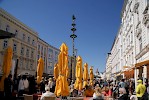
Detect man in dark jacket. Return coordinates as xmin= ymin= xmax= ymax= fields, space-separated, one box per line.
xmin=4 ymin=74 xmax=13 ymax=97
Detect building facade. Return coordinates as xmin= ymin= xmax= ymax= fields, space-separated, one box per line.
xmin=105 ymin=53 xmax=112 ymax=80
xmin=0 ymin=8 xmax=60 ymax=76
xmin=47 ymin=45 xmax=59 ymax=75
xmin=106 ymin=0 xmax=149 ymax=83
xmin=0 ymin=8 xmax=38 ymax=75
xmin=37 ymin=38 xmax=48 ymax=75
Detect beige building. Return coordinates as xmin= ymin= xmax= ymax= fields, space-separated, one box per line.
xmin=0 ymin=8 xmax=60 ymax=76
xmin=47 ymin=45 xmax=59 ymax=75
xmin=0 ymin=8 xmax=38 ymax=75
xmin=37 ymin=38 xmax=48 ymax=75
xmin=37 ymin=38 xmax=60 ymax=76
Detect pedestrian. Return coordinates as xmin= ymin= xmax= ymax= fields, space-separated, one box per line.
xmin=118 ymin=88 xmax=129 ymax=100
xmin=4 ymin=74 xmax=13 ymax=97
xmin=40 ymin=77 xmax=45 ymax=93
xmin=18 ymin=76 xmax=24 ymax=96
xmin=136 ymin=79 xmax=146 ymax=100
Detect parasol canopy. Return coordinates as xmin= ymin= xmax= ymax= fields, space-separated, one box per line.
xmin=36 ymin=58 xmax=44 ymax=84
xmin=83 ymin=63 xmax=88 ymax=88
xmin=74 ymin=56 xmax=83 ymax=90
xmin=0 ymin=46 xmax=13 ymax=91
xmin=55 ymin=43 xmax=69 ymax=96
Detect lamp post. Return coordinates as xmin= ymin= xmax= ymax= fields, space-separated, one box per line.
xmin=70 ymin=15 xmax=77 ymax=81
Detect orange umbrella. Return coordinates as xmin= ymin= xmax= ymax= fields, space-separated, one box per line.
xmin=54 ymin=63 xmax=59 ymax=80
xmin=83 ymin=63 xmax=88 ymax=88
xmin=89 ymin=66 xmax=94 ymax=86
xmin=74 ymin=56 xmax=83 ymax=90
xmin=55 ymin=43 xmax=69 ymax=96
xmin=0 ymin=46 xmax=13 ymax=91
xmin=36 ymin=58 xmax=44 ymax=84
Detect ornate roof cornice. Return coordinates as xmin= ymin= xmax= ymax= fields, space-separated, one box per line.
xmin=0 ymin=8 xmax=38 ymax=37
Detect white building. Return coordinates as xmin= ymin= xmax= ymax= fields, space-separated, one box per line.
xmin=106 ymin=0 xmax=149 ymax=83
xmin=105 ymin=53 xmax=112 ymax=80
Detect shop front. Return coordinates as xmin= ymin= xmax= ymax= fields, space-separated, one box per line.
xmin=124 ymin=69 xmax=134 ymax=80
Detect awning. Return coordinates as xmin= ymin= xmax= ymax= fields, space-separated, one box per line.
xmin=123 ymin=66 xmax=130 ymax=68
xmin=135 ymin=60 xmax=149 ymax=68
xmin=116 ymin=73 xmax=121 ymax=77
xmin=0 ymin=29 xmax=15 ymax=39
xmin=124 ymin=69 xmax=134 ymax=79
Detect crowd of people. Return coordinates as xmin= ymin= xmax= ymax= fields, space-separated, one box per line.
xmin=1 ymin=74 xmax=149 ymax=100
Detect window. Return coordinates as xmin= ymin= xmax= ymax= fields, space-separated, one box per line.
xmin=26 ymin=49 xmax=29 ymax=57
xmin=3 ymin=39 xmax=8 ymax=48
xmin=131 ymin=31 xmax=133 ymax=43
xmin=44 ymin=57 xmax=45 ymax=62
xmin=139 ymin=37 xmax=142 ymax=51
xmin=21 ymin=47 xmax=24 ymax=55
xmin=15 ymin=30 xmax=18 ymax=37
xmin=37 ymin=55 xmax=40 ymax=60
xmin=26 ymin=61 xmax=29 ymax=69
xmin=41 ymin=46 xmax=43 ymax=52
xmin=20 ymin=60 xmax=23 ymax=68
xmin=38 ymin=45 xmax=40 ymax=51
xmin=32 ymin=39 xmax=35 ymax=45
xmin=132 ymin=52 xmax=134 ymax=64
xmin=13 ymin=43 xmax=17 ymax=52
xmin=28 ymin=36 xmax=30 ymax=43
xmin=44 ymin=48 xmax=46 ymax=55
xmin=55 ymin=52 xmax=58 ymax=62
xmin=128 ymin=35 xmax=130 ymax=45
xmin=31 ymin=50 xmax=34 ymax=57
xmin=30 ymin=63 xmax=33 ymax=70
xmin=23 ymin=34 xmax=25 ymax=40
xmin=6 ymin=25 xmax=9 ymax=32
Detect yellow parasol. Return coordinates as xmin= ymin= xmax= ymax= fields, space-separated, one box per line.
xmin=74 ymin=56 xmax=83 ymax=90
xmin=54 ymin=63 xmax=59 ymax=80
xmin=83 ymin=63 xmax=88 ymax=88
xmin=89 ymin=66 xmax=94 ymax=86
xmin=0 ymin=46 xmax=13 ymax=91
xmin=55 ymin=43 xmax=69 ymax=96
xmin=36 ymin=58 xmax=44 ymax=84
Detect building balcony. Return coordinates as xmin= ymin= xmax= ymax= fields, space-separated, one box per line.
xmin=143 ymin=14 xmax=149 ymax=28
xmin=136 ymin=22 xmax=142 ymax=36
xmin=136 ymin=44 xmax=149 ymax=60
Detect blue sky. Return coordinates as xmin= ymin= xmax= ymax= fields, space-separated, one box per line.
xmin=0 ymin=0 xmax=123 ymax=73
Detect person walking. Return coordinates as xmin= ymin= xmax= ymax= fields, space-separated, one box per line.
xmin=136 ymin=79 xmax=146 ymax=100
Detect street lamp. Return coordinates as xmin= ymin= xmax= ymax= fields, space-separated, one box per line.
xmin=70 ymin=15 xmax=77 ymax=80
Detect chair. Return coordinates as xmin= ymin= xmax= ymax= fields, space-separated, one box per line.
xmin=44 ymin=96 xmax=56 ymax=100
xmin=24 ymin=95 xmax=33 ymax=100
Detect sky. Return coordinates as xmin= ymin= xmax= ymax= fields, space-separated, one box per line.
xmin=0 ymin=0 xmax=124 ymax=73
